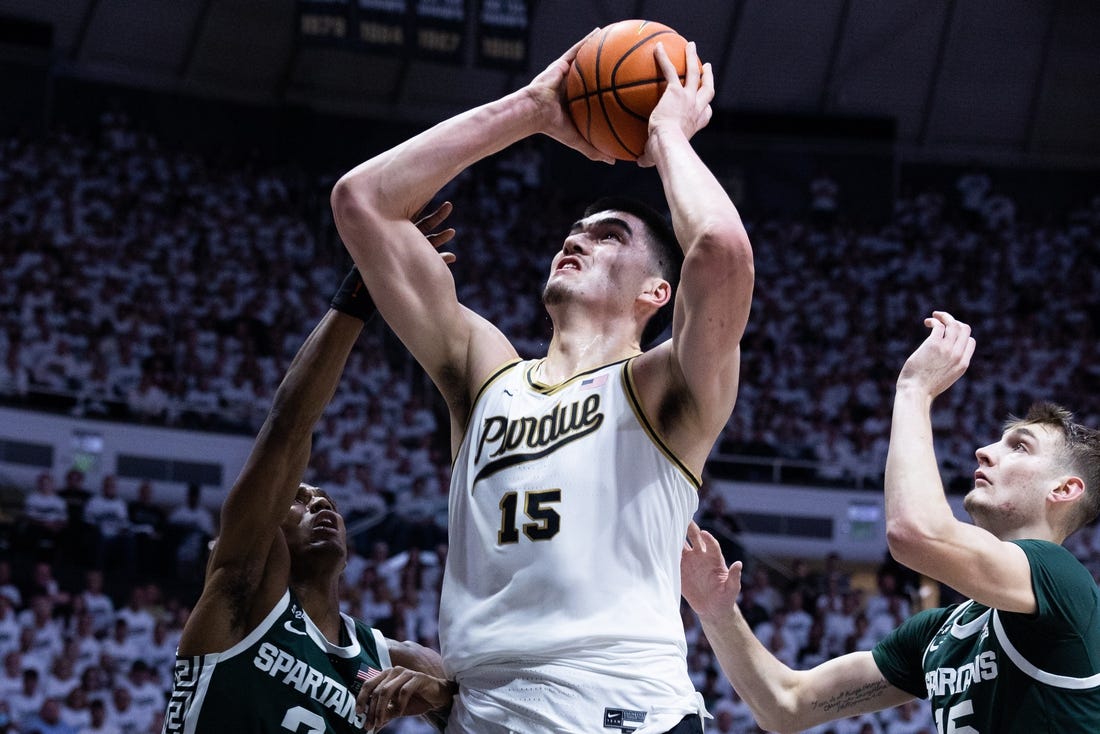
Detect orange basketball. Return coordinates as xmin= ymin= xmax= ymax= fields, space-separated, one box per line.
xmin=566 ymin=20 xmax=700 ymax=161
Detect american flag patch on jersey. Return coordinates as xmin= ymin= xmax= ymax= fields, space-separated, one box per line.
xmin=580 ymin=374 xmax=607 ymax=389
xmin=357 ymin=664 xmax=382 ymax=682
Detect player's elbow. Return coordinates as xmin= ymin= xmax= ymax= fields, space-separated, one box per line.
xmin=741 ymin=677 xmax=810 ymax=734
xmin=689 ymin=220 xmax=754 ymax=280
xmin=330 ymin=170 xmax=376 ymax=224
xmin=885 ymin=517 xmax=943 ymax=570
xmin=752 ymin=704 xmax=805 ymax=734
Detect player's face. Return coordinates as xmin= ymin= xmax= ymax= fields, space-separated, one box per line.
xmin=282 ymin=484 xmax=347 ymax=559
xmin=964 ymin=423 xmax=1065 ymax=531
xmin=544 ymin=211 xmax=657 ymax=308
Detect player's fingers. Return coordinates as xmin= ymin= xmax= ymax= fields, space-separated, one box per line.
xmin=439 ymin=252 xmax=457 ymax=265
xmin=416 ymin=200 xmax=453 ymax=231
xmin=684 ymin=41 xmax=700 ymax=89
xmin=962 ymin=336 xmax=977 ymax=367
xmin=700 ymin=104 xmax=713 ymax=128
xmin=685 ymin=521 xmax=702 ymax=549
xmin=560 ymin=28 xmax=599 ymax=63
xmin=701 ymin=62 xmax=715 ymax=96
xmin=426 ymin=227 xmax=456 ymax=248
xmin=653 ymin=42 xmax=679 ymax=85
xmin=356 ymin=676 xmax=383 ymax=716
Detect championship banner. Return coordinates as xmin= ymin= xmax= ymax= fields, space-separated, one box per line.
xmin=476 ymin=0 xmax=530 ymax=71
xmin=355 ymin=0 xmax=409 ymax=53
xmin=297 ymin=0 xmax=470 ymax=65
xmin=297 ymin=0 xmax=353 ymax=44
xmin=411 ymin=0 xmax=467 ymax=64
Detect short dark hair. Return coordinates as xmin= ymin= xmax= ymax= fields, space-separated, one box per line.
xmin=583 ymin=196 xmax=682 ymax=347
xmin=1005 ymin=402 xmax=1100 ymax=535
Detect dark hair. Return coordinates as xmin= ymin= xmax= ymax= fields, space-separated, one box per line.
xmin=1005 ymin=402 xmax=1100 ymax=535
xmin=583 ymin=196 xmax=682 ymax=347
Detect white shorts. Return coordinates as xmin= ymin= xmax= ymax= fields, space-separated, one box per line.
xmin=447 ymin=660 xmax=708 ymax=734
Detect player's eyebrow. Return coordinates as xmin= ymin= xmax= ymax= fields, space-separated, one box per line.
xmin=569 ymin=216 xmax=634 ymax=236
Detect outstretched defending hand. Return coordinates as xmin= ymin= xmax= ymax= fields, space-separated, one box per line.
xmin=896 ymin=311 xmax=976 ymax=400
xmin=356 ymin=666 xmax=455 ymax=732
xmin=681 ymin=521 xmax=743 ymax=623
xmin=525 ymin=29 xmax=616 ymax=165
xmin=637 ymin=40 xmax=714 ymax=168
xmin=330 ymin=201 xmax=457 ymax=320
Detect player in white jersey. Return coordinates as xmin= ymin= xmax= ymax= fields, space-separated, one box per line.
xmin=332 ymin=33 xmax=754 ymax=734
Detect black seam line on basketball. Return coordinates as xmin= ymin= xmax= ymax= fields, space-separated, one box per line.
xmin=589 ymin=28 xmax=624 ymax=155
xmin=592 ymin=28 xmax=627 ymax=155
xmin=606 ymin=29 xmax=678 ymax=156
xmin=565 ymin=74 xmax=690 ymax=103
xmin=594 ymin=28 xmax=637 ymax=157
xmin=569 ymin=53 xmax=594 ymax=144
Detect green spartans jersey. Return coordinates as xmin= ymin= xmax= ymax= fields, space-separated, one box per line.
xmin=163 ymin=589 xmax=392 ymax=734
xmin=872 ymin=540 xmax=1100 ymax=733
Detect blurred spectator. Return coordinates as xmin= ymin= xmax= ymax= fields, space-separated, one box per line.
xmin=0 ymin=595 xmax=18 ymax=656
xmin=165 ymin=483 xmax=215 ymax=583
xmin=126 ymin=481 xmax=166 ymax=579
xmin=18 ymin=472 xmax=68 ymax=558
xmin=10 ymin=667 xmax=46 ymax=727
xmin=18 ymin=596 xmax=63 ymax=664
xmin=61 ymin=686 xmax=93 ymax=730
xmin=0 ymin=650 xmax=24 ymax=699
xmin=58 ymin=470 xmax=93 ymax=562
xmin=809 ymin=170 xmax=840 ymax=226
xmin=120 ymin=661 xmax=162 ymax=732
xmin=22 ymin=562 xmax=71 ymax=611
xmin=79 ymin=570 xmax=115 ymax=637
xmin=126 ymin=372 xmax=170 ymax=423
xmin=695 ymin=482 xmax=744 ymax=564
xmin=78 ymin=698 xmax=118 ymax=734
xmin=68 ymin=614 xmax=104 ymax=676
xmin=114 ymin=588 xmax=155 ymax=649
xmin=83 ymin=475 xmax=133 ymax=572
xmin=0 ymin=561 xmax=20 ymax=607
xmin=142 ymin=621 xmax=178 ymax=689
xmin=43 ymin=655 xmax=81 ymax=701
xmin=108 ymin=685 xmax=146 ymax=734
xmin=21 ymin=696 xmax=79 ymax=734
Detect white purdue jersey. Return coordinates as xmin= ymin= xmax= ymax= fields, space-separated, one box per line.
xmin=440 ymin=357 xmax=705 ymax=733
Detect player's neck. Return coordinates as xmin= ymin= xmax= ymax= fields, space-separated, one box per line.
xmin=290 ymin=576 xmax=343 ymax=641
xmin=542 ymin=326 xmax=640 ymax=383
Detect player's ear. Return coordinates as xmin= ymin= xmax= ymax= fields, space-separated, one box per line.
xmin=1051 ymin=475 xmax=1085 ymax=504
xmin=639 ymin=277 xmax=671 ymax=309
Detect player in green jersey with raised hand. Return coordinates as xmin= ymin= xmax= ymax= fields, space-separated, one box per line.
xmin=163 ymin=207 xmax=457 ymax=734
xmin=682 ymin=311 xmax=1100 ymax=733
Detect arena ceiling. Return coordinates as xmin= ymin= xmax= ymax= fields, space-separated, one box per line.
xmin=2 ymin=0 xmax=1099 ymax=166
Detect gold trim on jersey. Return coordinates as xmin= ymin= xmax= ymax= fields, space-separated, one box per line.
xmin=452 ymin=359 xmax=523 ymax=471
xmin=622 ymin=358 xmax=702 ymax=489
xmin=472 ymin=359 xmax=523 ymax=408
xmin=524 ymin=357 xmax=632 ymax=396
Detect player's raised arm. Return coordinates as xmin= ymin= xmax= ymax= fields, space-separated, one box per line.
xmin=681 ymin=524 xmax=912 ymax=733
xmin=181 ymin=212 xmax=455 ymax=656
xmin=884 ymin=311 xmax=1037 ymax=612
xmin=330 ymin=35 xmax=612 ymax=417
xmin=180 ymin=304 xmax=365 ymax=655
xmin=633 ymin=41 xmax=754 ymax=471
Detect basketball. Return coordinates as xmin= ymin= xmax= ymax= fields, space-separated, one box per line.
xmin=566 ymin=20 xmax=700 ymax=161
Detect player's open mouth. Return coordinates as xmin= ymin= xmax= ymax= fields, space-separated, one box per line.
xmin=556 ymin=257 xmax=581 ymax=271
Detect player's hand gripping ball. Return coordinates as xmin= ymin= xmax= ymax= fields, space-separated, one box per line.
xmin=566 ymin=20 xmax=702 ymax=161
